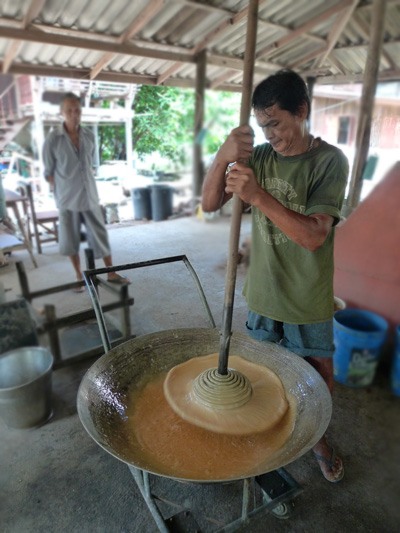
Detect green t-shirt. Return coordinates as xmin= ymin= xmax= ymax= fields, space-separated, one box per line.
xmin=243 ymin=140 xmax=348 ymax=324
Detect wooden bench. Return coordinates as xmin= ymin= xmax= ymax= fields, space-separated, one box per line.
xmin=25 ymin=183 xmax=59 ymax=254
xmin=15 ymin=250 xmax=134 ymax=368
xmin=4 ymin=188 xmax=37 ymax=267
xmin=0 ymin=231 xmax=29 ymax=266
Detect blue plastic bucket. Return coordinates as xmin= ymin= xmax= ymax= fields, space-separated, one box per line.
xmin=333 ymin=309 xmax=388 ymax=387
xmin=391 ymin=325 xmax=400 ymax=397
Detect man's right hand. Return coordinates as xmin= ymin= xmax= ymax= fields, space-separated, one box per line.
xmin=202 ymin=125 xmax=254 ymax=213
xmin=217 ymin=125 xmax=254 ymax=165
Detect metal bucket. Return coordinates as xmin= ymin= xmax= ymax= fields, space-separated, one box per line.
xmin=77 ymin=328 xmax=332 ymax=482
xmin=0 ymin=346 xmax=53 ymax=429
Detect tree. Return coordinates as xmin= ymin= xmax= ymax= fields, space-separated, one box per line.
xmin=133 ymin=85 xmax=194 ymax=165
xmin=98 ymin=123 xmax=126 ymax=162
xmin=99 ymin=85 xmax=242 ymax=166
xmin=202 ymin=90 xmax=241 ymax=155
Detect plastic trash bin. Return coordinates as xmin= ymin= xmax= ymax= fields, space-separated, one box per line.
xmin=132 ymin=187 xmax=152 ymax=220
xmin=150 ymin=185 xmax=173 ymax=221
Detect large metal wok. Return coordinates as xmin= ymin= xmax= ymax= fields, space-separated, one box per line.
xmin=77 ymin=327 xmax=332 ymax=483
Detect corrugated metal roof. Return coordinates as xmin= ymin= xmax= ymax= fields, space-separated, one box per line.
xmin=0 ymin=0 xmax=399 ymax=89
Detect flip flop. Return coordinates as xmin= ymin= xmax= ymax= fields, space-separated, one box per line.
xmin=72 ymin=284 xmax=85 ymax=293
xmin=107 ymin=275 xmax=131 ymax=285
xmin=313 ymin=446 xmax=344 ymax=483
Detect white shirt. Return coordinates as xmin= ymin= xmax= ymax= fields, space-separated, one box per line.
xmin=43 ymin=124 xmax=99 ymax=211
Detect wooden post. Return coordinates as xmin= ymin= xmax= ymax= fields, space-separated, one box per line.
xmin=306 ymin=76 xmax=316 ymax=129
xmin=44 ymin=304 xmax=62 ymax=364
xmin=16 ymin=261 xmax=31 ymax=302
xmin=84 ymin=247 xmax=95 ymax=270
xmin=119 ymin=283 xmax=131 ymax=340
xmin=125 ymin=87 xmax=135 ymax=173
xmin=344 ymin=0 xmax=387 ymax=216
xmin=193 ymin=49 xmax=207 ymax=204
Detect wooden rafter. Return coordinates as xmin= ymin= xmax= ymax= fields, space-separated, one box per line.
xmin=256 ymin=0 xmax=355 ymax=60
xmin=156 ymin=0 xmax=256 ymax=85
xmin=312 ymin=0 xmax=359 ymax=69
xmin=2 ymin=0 xmax=46 ymax=73
xmin=155 ymin=0 xmax=322 ymax=85
xmin=348 ymin=12 xmax=397 ymax=70
xmin=157 ymin=62 xmax=185 ymax=85
xmin=209 ymin=69 xmax=239 ymax=89
xmin=0 ymin=0 xmax=398 ymax=87
xmin=0 ymin=61 xmax=242 ymax=92
xmin=0 ymin=25 xmax=194 ymax=64
xmin=90 ymin=0 xmax=165 ymax=80
xmin=289 ymin=45 xmax=330 ymax=70
xmin=3 ymin=58 xmax=400 ymax=88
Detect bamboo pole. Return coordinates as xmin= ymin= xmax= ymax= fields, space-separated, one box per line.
xmin=344 ymin=0 xmax=387 ymax=216
xmin=218 ymin=0 xmax=259 ymax=375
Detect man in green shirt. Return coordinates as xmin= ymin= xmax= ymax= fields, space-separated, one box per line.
xmin=202 ymin=69 xmax=348 ymax=483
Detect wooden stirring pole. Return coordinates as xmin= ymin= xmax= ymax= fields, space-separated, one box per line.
xmin=218 ymin=0 xmax=259 ymax=375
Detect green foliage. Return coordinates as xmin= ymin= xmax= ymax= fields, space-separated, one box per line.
xmin=133 ymin=85 xmax=194 ymax=165
xmin=98 ymin=85 xmax=242 ymax=166
xmin=203 ymin=90 xmax=241 ymax=155
xmin=98 ymin=123 xmax=126 ymax=162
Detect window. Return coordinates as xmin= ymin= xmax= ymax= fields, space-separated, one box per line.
xmin=337 ymin=116 xmax=351 ymax=144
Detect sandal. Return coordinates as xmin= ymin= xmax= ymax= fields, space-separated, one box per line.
xmin=313 ymin=446 xmax=344 ymax=483
xmin=72 ymin=281 xmax=85 ymax=293
xmin=72 ymin=285 xmax=85 ymax=294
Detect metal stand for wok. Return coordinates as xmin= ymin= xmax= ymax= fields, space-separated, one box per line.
xmin=83 ymin=255 xmax=303 ymax=532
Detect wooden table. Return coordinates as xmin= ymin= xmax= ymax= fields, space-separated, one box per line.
xmin=4 ymin=188 xmax=38 ymax=268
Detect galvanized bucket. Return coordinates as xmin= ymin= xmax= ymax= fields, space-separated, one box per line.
xmin=0 ymin=346 xmax=53 ymax=429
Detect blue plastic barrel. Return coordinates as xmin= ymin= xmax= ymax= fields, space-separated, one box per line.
xmin=333 ymin=309 xmax=388 ymax=387
xmin=391 ymin=325 xmax=400 ymax=396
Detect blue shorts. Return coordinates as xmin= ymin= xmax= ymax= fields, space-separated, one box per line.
xmin=246 ymin=310 xmax=334 ymax=358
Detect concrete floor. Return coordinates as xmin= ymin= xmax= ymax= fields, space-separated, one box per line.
xmin=1 ymin=214 xmax=399 ymax=532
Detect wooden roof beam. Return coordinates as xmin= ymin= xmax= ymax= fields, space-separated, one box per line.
xmin=156 ymin=0 xmax=320 ymax=86
xmin=0 ymin=25 xmax=194 ymax=64
xmin=313 ymin=67 xmax=400 ymax=84
xmin=156 ymin=0 xmax=298 ymax=86
xmin=156 ymin=62 xmax=185 ymax=85
xmin=313 ymin=0 xmax=359 ymax=69
xmin=0 ymin=23 xmax=273 ymax=79
xmin=155 ymin=1 xmax=257 ymax=85
xmin=348 ymin=13 xmax=397 ymax=70
xmin=290 ymin=44 xmax=330 ymax=70
xmin=209 ymin=69 xmax=239 ymax=89
xmin=256 ymin=0 xmax=355 ymax=60
xmin=90 ymin=0 xmax=165 ymax=80
xmin=2 ymin=0 xmax=46 ymax=73
xmin=0 ymin=61 xmax=244 ymax=91
xmin=4 ymin=59 xmax=400 ymax=88
xmin=176 ymin=0 xmax=236 ymax=17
